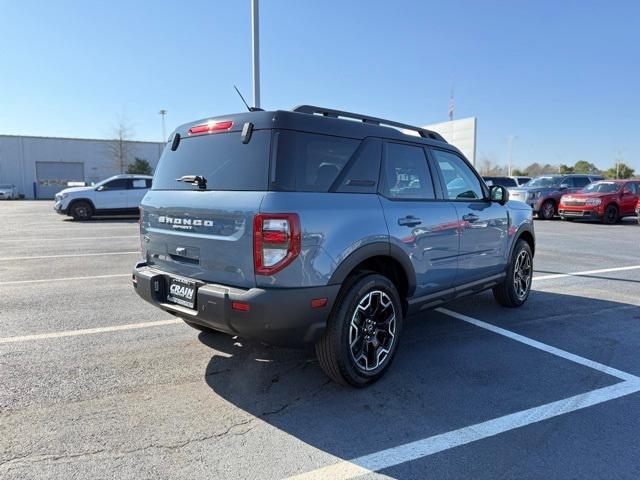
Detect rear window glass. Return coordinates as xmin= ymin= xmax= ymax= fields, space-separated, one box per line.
xmin=272 ymin=131 xmax=360 ymax=192
xmin=382 ymin=142 xmax=435 ymax=199
xmin=152 ymin=131 xmax=271 ymax=191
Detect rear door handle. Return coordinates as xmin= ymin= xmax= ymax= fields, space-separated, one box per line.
xmin=462 ymin=213 xmax=479 ymax=222
xmin=398 ymin=215 xmax=422 ymax=227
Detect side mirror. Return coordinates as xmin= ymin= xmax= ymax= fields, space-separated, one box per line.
xmin=490 ymin=185 xmax=509 ymax=205
xmin=559 ymin=183 xmax=569 ymax=190
xmin=96 ymin=185 xmax=105 ymax=191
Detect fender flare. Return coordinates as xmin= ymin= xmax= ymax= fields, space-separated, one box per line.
xmin=328 ymin=241 xmax=417 ymax=297
xmin=509 ymin=223 xmax=535 ymax=260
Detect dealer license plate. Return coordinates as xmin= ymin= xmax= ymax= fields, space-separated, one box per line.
xmin=166 ymin=276 xmax=197 ymax=309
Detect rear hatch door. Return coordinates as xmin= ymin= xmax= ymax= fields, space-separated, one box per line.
xmin=141 ymin=125 xmax=272 ymax=288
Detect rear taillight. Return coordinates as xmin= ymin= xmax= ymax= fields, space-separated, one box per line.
xmin=188 ymin=120 xmax=233 ymax=136
xmin=253 ymin=214 xmax=301 ymax=275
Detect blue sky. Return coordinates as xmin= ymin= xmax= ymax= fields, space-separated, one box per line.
xmin=1 ymin=0 xmax=638 ymax=171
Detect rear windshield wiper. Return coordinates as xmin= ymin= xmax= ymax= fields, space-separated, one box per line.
xmin=176 ymin=175 xmax=207 ymax=190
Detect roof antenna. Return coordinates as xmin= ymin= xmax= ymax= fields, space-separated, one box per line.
xmin=234 ymin=85 xmax=264 ymax=112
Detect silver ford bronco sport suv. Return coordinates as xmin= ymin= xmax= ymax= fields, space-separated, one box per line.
xmin=133 ymin=105 xmax=535 ymax=386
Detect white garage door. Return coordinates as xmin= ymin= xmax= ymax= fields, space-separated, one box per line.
xmin=35 ymin=162 xmax=85 ymax=199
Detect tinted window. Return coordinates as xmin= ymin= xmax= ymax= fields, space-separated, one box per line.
xmin=273 ymin=131 xmax=359 ymax=192
xmin=573 ymin=176 xmax=591 ymax=188
xmin=152 ymin=131 xmax=270 ymax=191
xmin=335 ymin=138 xmax=382 ymax=193
xmin=485 ymin=177 xmax=516 ymax=187
xmin=625 ymin=183 xmax=638 ymax=194
xmin=382 ymin=143 xmax=435 ymax=200
xmin=101 ymin=178 xmax=128 ymax=190
xmin=431 ymin=149 xmax=484 ymax=200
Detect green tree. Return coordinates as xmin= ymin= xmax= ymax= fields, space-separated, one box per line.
xmin=511 ymin=168 xmax=526 ymax=176
xmin=605 ymin=162 xmax=635 ymax=179
xmin=126 ymin=157 xmax=153 ymax=175
xmin=559 ymin=164 xmax=574 ymax=174
xmin=573 ymin=160 xmax=600 ymax=174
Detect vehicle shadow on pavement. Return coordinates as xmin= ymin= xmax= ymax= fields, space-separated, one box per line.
xmin=196 ymin=290 xmax=639 ymax=470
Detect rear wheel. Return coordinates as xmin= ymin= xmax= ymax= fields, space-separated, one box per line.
xmin=538 ymin=200 xmax=555 ymax=220
xmin=70 ymin=201 xmax=93 ymax=221
xmin=493 ymin=239 xmax=533 ymax=307
xmin=602 ymin=204 xmax=619 ymax=224
xmin=316 ymin=273 xmax=403 ymax=387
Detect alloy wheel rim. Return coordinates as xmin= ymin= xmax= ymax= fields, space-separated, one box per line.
xmin=513 ymin=250 xmax=532 ymax=299
xmin=606 ymin=207 xmax=616 ymax=222
xmin=349 ymin=290 xmax=396 ymax=372
xmin=543 ymin=203 xmax=554 ymax=218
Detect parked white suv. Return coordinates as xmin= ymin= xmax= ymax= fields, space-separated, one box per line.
xmin=0 ymin=184 xmax=18 ymax=200
xmin=54 ymin=174 xmax=152 ymax=220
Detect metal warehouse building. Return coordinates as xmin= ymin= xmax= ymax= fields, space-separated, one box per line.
xmin=0 ymin=135 xmax=163 ymax=199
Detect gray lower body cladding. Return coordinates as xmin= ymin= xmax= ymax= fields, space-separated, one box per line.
xmin=132 ymin=262 xmax=341 ymax=346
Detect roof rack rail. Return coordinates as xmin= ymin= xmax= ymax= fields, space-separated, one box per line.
xmin=291 ymin=105 xmax=447 ymax=142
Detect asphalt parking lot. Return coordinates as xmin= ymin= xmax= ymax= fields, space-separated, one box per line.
xmin=1 ymin=201 xmax=639 ymax=479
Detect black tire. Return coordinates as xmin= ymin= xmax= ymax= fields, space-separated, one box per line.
xmin=70 ymin=201 xmax=93 ymax=221
xmin=183 ymin=319 xmax=217 ymax=333
xmin=538 ymin=200 xmax=556 ymax=220
xmin=602 ymin=204 xmax=619 ymax=224
xmin=493 ymin=239 xmax=533 ymax=308
xmin=315 ymin=273 xmax=403 ymax=387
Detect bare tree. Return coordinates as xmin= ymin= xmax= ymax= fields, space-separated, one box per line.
xmin=478 ymin=153 xmax=507 ymax=176
xmin=106 ymin=116 xmax=135 ymax=174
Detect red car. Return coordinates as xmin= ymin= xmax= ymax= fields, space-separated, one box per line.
xmin=636 ymin=198 xmax=640 ymax=224
xmin=559 ymin=180 xmax=640 ymax=224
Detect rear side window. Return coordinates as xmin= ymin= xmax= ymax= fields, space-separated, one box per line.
xmin=272 ymin=131 xmax=360 ymax=192
xmin=101 ymin=178 xmax=128 ymax=190
xmin=382 ymin=142 xmax=435 ymax=200
xmin=152 ymin=131 xmax=271 ymax=191
xmin=573 ymin=176 xmax=591 ymax=188
xmin=130 ymin=178 xmax=150 ymax=189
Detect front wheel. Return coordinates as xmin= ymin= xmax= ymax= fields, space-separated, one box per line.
xmin=493 ymin=239 xmax=533 ymax=307
xmin=316 ymin=273 xmax=403 ymax=387
xmin=70 ymin=201 xmax=93 ymax=221
xmin=538 ymin=200 xmax=556 ymax=220
xmin=602 ymin=204 xmax=619 ymax=224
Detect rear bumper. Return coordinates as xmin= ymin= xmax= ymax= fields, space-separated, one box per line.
xmin=132 ymin=262 xmax=341 ymax=346
xmin=558 ymin=207 xmax=601 ymax=219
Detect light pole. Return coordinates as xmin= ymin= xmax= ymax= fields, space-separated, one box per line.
xmin=507 ymin=135 xmax=516 ymax=176
xmin=159 ymin=109 xmax=168 ymax=142
xmin=251 ymin=0 xmax=261 ymax=109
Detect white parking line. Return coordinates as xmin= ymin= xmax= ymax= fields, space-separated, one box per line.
xmin=439 ymin=308 xmax=638 ymax=382
xmin=286 ymin=308 xmax=640 ymax=480
xmin=0 ymin=319 xmax=182 ymax=344
xmin=0 ymin=235 xmax=137 ymax=243
xmin=0 ymin=273 xmax=130 ymax=286
xmin=286 ymin=380 xmax=640 ymax=480
xmin=534 ymin=265 xmax=640 ymax=281
xmin=0 ymin=251 xmax=139 ymax=261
